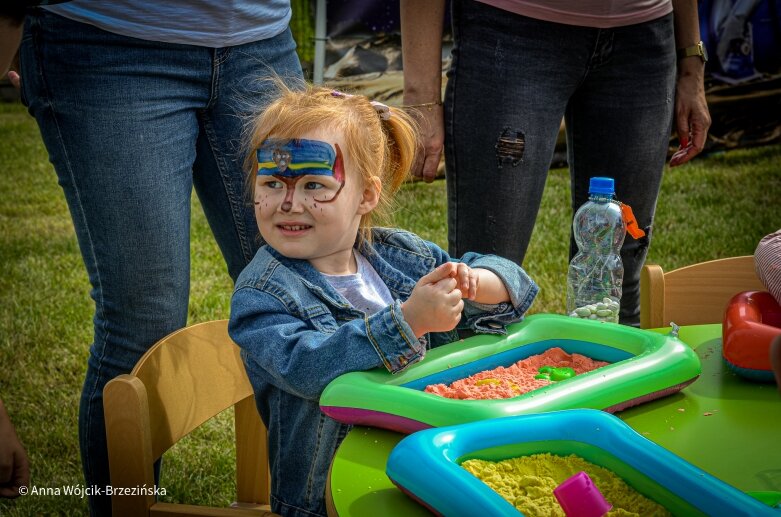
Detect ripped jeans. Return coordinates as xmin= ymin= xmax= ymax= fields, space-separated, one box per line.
xmin=444 ymin=0 xmax=676 ymax=325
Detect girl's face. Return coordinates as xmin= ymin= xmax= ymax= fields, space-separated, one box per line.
xmin=254 ymin=127 xmax=379 ymax=274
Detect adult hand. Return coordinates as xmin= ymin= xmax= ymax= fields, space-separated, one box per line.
xmin=670 ymin=60 xmax=711 ymax=167
xmin=400 ymin=0 xmax=446 ymax=182
xmin=401 ymin=262 xmax=463 ymax=336
xmin=7 ymin=70 xmax=20 ymax=90
xmin=405 ymin=102 xmax=444 ymax=182
xmin=0 ymin=400 xmax=30 ymax=498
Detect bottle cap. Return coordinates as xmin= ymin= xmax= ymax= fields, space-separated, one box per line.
xmin=554 ymin=471 xmax=612 ymax=517
xmin=588 ymin=177 xmax=615 ymax=196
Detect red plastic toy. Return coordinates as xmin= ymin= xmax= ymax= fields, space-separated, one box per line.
xmin=722 ymin=290 xmax=781 ymax=381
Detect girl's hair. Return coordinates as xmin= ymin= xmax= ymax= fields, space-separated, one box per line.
xmin=246 ymin=81 xmax=418 ymax=243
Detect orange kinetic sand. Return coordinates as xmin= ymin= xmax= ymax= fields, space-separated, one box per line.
xmin=425 ymin=347 xmax=609 ymax=400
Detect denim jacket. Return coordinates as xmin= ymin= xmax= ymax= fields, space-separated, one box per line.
xmin=229 ymin=228 xmax=538 ymax=517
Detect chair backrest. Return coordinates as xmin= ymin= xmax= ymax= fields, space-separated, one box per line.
xmin=104 ymin=320 xmax=274 ymax=516
xmin=640 ymin=256 xmax=765 ymax=329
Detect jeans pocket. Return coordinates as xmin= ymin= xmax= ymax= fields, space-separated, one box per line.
xmin=17 ymin=74 xmax=29 ymax=108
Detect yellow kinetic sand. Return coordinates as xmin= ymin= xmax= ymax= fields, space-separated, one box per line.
xmin=462 ymin=453 xmax=669 ymax=516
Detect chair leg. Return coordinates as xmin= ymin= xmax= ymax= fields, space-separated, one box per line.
xmin=235 ymin=396 xmax=271 ymax=505
xmin=640 ymin=264 xmax=666 ymax=329
xmin=104 ymin=375 xmax=156 ymax=515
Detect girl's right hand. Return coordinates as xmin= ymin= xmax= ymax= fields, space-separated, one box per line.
xmin=401 ymin=263 xmax=464 ymax=337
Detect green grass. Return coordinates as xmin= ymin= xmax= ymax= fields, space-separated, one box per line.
xmin=1 ymin=100 xmax=779 ymax=514
xmin=396 ymin=144 xmax=781 ymax=314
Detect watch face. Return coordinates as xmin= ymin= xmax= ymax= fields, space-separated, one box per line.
xmin=699 ymin=41 xmax=709 ymax=63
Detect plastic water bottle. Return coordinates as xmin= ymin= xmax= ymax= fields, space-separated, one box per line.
xmin=567 ymin=177 xmax=626 ymax=323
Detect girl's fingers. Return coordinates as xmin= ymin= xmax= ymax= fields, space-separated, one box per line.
xmin=469 ymin=270 xmax=478 ymax=299
xmin=421 ymin=262 xmax=456 ymax=284
xmin=457 ymin=264 xmax=470 ymax=290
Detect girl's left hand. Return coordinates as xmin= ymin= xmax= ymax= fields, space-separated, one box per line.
xmin=453 ymin=263 xmax=479 ymax=300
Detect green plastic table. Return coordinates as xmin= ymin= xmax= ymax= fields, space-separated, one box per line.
xmin=326 ymin=324 xmax=781 ymax=516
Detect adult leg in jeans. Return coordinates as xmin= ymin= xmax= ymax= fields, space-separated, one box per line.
xmin=194 ymin=29 xmax=303 ymax=279
xmin=446 ymin=0 xmax=674 ymax=326
xmin=20 ymin=10 xmax=301 ymax=515
xmin=445 ymin=0 xmax=590 ymax=263
xmin=566 ymin=15 xmax=675 ymax=326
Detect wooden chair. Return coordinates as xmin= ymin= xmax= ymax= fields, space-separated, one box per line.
xmin=640 ymin=256 xmax=765 ymax=329
xmin=104 ymin=320 xmax=275 ymax=516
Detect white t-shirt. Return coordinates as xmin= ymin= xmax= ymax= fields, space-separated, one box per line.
xmin=44 ymin=0 xmax=291 ymax=47
xmin=322 ymin=251 xmax=394 ymax=316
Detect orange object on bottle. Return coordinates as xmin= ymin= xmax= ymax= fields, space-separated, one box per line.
xmin=620 ymin=203 xmax=645 ymax=239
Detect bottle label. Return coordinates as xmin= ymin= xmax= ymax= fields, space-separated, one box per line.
xmin=620 ymin=203 xmax=646 ymax=239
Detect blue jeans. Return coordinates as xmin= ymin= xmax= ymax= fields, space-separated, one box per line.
xmin=445 ymin=0 xmax=676 ymax=325
xmin=20 ymin=9 xmax=302 ymax=515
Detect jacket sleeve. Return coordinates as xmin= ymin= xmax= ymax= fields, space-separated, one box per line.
xmin=458 ymin=251 xmax=539 ymax=334
xmin=420 ymin=239 xmax=539 ymax=334
xmin=229 ymin=287 xmax=424 ymax=401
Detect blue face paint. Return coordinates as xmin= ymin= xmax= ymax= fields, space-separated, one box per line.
xmin=256 ymin=138 xmax=346 ymax=206
xmin=257 ymin=138 xmax=344 ymax=182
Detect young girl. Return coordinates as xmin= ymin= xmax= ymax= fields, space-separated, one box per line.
xmin=228 ymin=84 xmax=538 ymax=517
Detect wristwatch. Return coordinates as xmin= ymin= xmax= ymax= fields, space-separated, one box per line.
xmin=677 ymin=41 xmax=708 ymax=64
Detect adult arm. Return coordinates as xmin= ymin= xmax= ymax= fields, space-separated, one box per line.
xmin=0 ymin=398 xmax=30 ymax=498
xmin=669 ymin=0 xmax=712 ymax=167
xmin=400 ymin=0 xmax=447 ymax=181
xmin=1 ymin=15 xmax=24 ymax=83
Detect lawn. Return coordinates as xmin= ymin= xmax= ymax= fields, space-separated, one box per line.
xmin=0 ymin=100 xmax=779 ymax=515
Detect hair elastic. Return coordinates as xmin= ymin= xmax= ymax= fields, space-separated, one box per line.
xmin=331 ymin=90 xmax=391 ymax=121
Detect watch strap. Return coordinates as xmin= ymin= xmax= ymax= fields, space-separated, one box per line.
xmin=676 ymin=41 xmax=707 ymax=63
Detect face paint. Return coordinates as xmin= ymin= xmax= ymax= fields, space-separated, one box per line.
xmin=257 ymin=139 xmax=346 ymax=207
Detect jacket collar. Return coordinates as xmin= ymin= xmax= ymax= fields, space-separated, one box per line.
xmin=264 ymin=236 xmax=417 ymax=306
xmin=265 ymin=246 xmax=353 ymax=310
